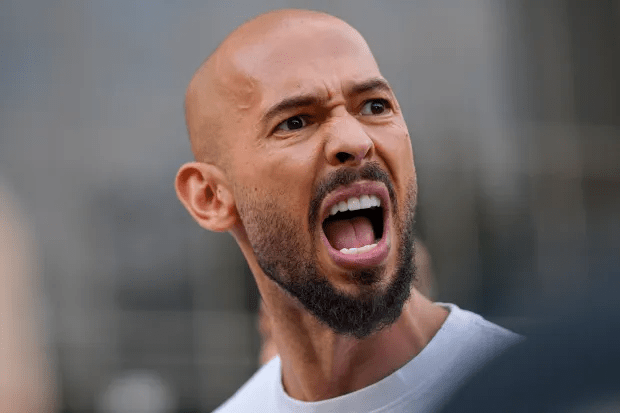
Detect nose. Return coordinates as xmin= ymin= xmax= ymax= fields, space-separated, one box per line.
xmin=324 ymin=114 xmax=374 ymax=166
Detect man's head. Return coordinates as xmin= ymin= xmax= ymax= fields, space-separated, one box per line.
xmin=176 ymin=9 xmax=418 ymax=338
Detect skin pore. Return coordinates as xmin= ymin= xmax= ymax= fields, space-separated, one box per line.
xmin=244 ymin=160 xmax=418 ymax=339
xmin=176 ymin=9 xmax=448 ymax=401
xmin=258 ymin=237 xmax=439 ymax=365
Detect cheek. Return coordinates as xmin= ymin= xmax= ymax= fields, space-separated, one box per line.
xmin=261 ymin=141 xmax=321 ymax=207
xmin=233 ymin=148 xmax=320 ymax=230
xmin=392 ymin=121 xmax=414 ymax=158
xmin=374 ymin=121 xmax=415 ymax=175
xmin=372 ymin=121 xmax=417 ymax=213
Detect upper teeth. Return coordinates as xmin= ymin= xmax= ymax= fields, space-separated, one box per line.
xmin=329 ymin=194 xmax=381 ymax=216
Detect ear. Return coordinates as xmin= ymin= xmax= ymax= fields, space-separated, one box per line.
xmin=175 ymin=162 xmax=237 ymax=232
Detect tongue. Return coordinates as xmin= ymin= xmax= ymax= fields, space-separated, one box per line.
xmin=324 ymin=216 xmax=375 ymax=250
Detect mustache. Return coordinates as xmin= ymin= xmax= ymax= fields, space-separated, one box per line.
xmin=308 ymin=161 xmax=397 ymax=229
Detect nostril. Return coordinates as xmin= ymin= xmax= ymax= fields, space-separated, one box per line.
xmin=335 ymin=152 xmax=354 ymax=163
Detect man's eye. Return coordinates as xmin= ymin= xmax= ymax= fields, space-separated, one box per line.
xmin=276 ymin=115 xmax=308 ymax=131
xmin=360 ymin=99 xmax=390 ymax=115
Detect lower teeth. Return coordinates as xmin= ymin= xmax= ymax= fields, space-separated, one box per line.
xmin=340 ymin=243 xmax=377 ymax=255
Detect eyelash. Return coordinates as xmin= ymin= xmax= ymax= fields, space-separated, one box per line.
xmin=274 ymin=115 xmax=313 ymax=133
xmin=360 ymin=98 xmax=392 ymax=115
xmin=272 ymin=98 xmax=393 ymax=134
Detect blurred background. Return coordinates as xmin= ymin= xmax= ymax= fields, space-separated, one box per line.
xmin=1 ymin=0 xmax=618 ymax=411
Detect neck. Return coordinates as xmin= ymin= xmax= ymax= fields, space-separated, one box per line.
xmin=260 ymin=280 xmax=448 ymax=401
xmin=233 ymin=228 xmax=448 ymax=401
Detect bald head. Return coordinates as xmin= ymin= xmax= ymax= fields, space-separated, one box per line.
xmin=177 ymin=7 xmax=418 ymax=347
xmin=184 ymin=9 xmax=369 ymax=170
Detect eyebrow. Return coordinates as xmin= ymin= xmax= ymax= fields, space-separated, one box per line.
xmin=260 ymin=78 xmax=394 ymax=126
xmin=347 ymin=77 xmax=393 ymax=97
xmin=261 ymin=94 xmax=321 ymax=126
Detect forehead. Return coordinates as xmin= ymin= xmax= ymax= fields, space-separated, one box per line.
xmin=230 ymin=19 xmax=382 ymax=104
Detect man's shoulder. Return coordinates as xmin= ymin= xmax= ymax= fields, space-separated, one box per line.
xmin=388 ymin=304 xmax=523 ymax=412
xmin=213 ymin=356 xmax=281 ymax=413
xmin=441 ymin=303 xmax=523 ymax=346
xmin=421 ymin=303 xmax=523 ymax=380
xmin=213 ymin=305 xmax=522 ymax=413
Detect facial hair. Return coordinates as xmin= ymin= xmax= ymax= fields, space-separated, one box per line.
xmin=237 ymin=162 xmax=417 ymax=339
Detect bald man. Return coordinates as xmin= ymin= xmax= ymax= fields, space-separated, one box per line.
xmin=176 ymin=9 xmax=521 ymax=412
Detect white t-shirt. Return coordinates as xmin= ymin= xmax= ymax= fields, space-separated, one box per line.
xmin=215 ymin=304 xmax=522 ymax=413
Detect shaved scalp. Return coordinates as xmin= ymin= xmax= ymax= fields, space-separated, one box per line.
xmin=184 ymin=9 xmax=352 ymax=171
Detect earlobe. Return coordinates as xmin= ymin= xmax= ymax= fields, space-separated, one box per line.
xmin=175 ymin=162 xmax=237 ymax=232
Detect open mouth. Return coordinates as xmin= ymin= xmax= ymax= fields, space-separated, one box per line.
xmin=322 ymin=195 xmax=384 ymax=254
xmin=319 ymin=183 xmax=391 ymax=268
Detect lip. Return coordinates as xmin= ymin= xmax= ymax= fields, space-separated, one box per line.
xmin=319 ymin=181 xmax=391 ymax=269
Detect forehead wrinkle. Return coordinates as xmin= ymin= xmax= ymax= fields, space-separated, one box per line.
xmin=260 ymin=76 xmax=393 ymax=126
xmin=183 ymin=9 xmax=379 ymax=164
xmin=261 ymin=93 xmax=326 ymax=126
xmin=345 ymin=77 xmax=394 ymax=98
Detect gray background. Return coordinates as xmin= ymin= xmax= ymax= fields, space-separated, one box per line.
xmin=1 ymin=0 xmax=618 ymax=411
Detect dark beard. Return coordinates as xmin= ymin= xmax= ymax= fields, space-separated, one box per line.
xmin=239 ymin=162 xmax=417 ymax=339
